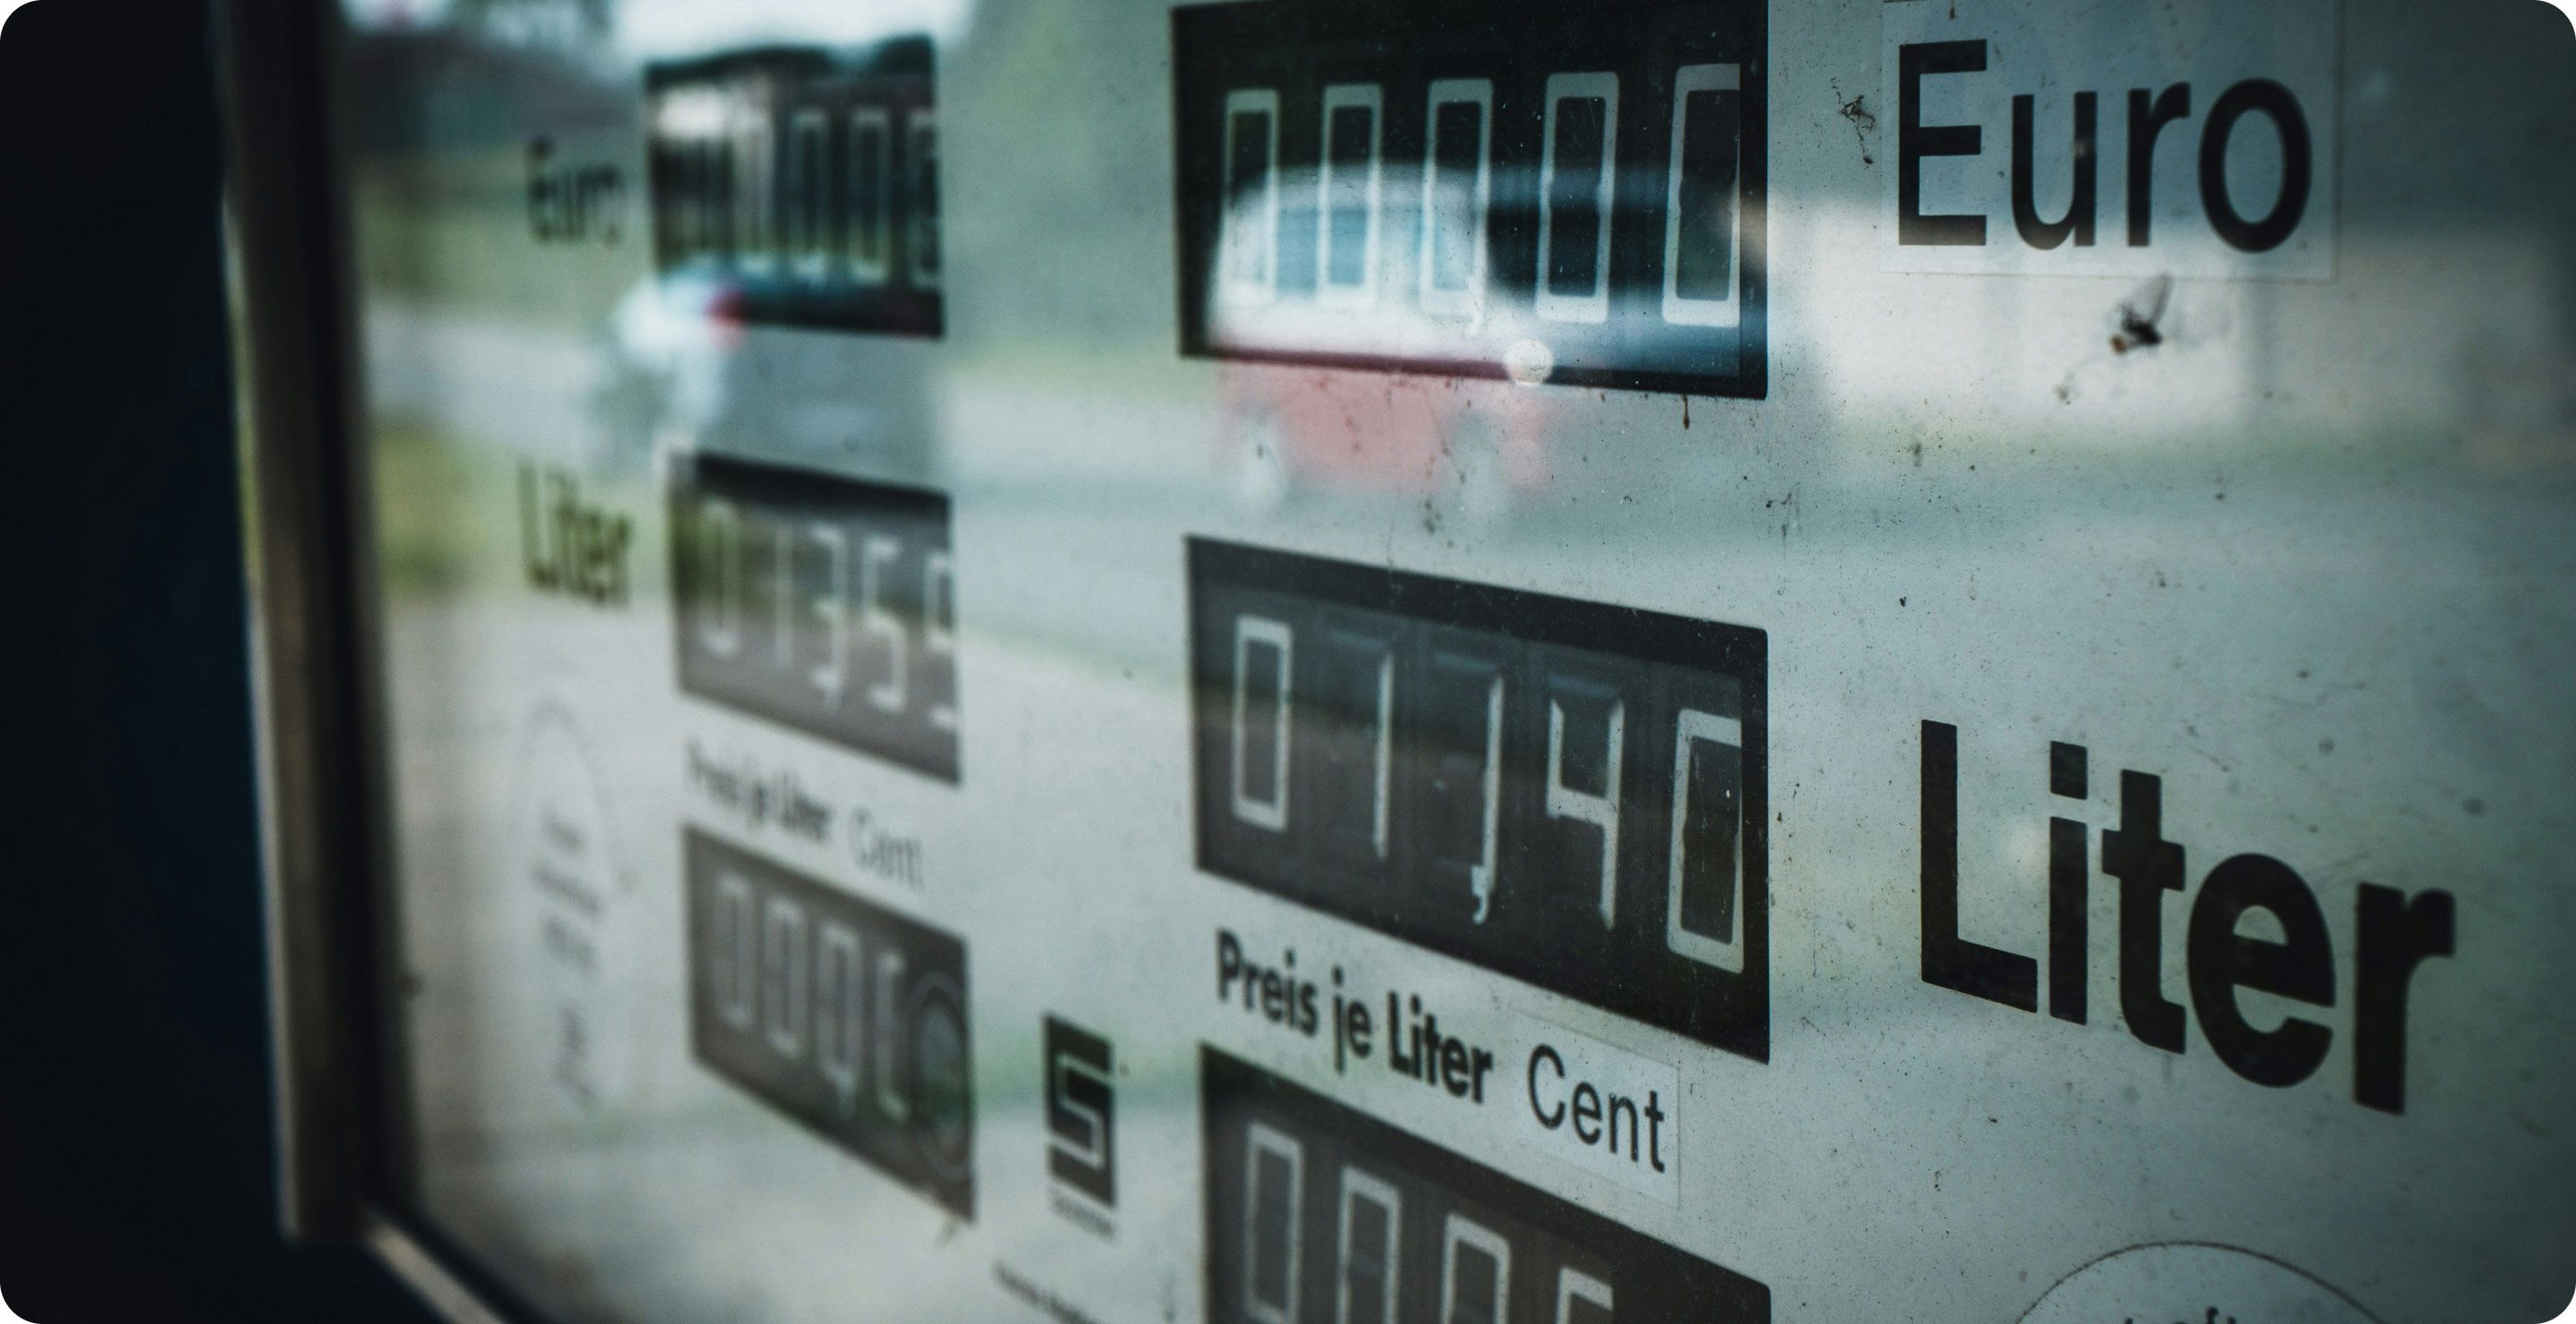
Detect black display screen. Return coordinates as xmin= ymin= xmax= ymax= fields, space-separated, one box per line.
xmin=1203 ymin=1048 xmax=1769 ymax=1323
xmin=646 ymin=36 xmax=942 ymax=336
xmin=685 ymin=829 xmax=973 ymax=1218
xmin=1189 ymin=539 xmax=1768 ymax=1062
xmin=670 ymin=454 xmax=959 ymax=781
xmin=1173 ymin=0 xmax=1767 ymax=395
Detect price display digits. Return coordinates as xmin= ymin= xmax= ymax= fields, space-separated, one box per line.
xmin=672 ymin=455 xmax=960 ymax=780
xmin=1204 ymin=1047 xmax=1768 ymax=1323
xmin=687 ymin=830 xmax=974 ymax=1218
xmin=1190 ymin=539 xmax=1768 ymax=1061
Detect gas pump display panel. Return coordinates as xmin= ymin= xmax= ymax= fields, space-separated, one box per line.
xmin=274 ymin=0 xmax=2576 ymax=1322
xmin=1171 ymin=0 xmax=1769 ymax=395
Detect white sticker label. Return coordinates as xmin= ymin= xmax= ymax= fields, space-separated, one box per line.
xmin=1882 ymin=0 xmax=2338 ymax=278
xmin=1504 ymin=1015 xmax=1682 ymax=1207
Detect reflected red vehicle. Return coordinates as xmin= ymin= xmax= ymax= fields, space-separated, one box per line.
xmin=1217 ymin=363 xmax=1557 ymax=522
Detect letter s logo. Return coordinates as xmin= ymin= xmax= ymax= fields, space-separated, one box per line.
xmin=1044 ymin=1016 xmax=1115 ymax=1208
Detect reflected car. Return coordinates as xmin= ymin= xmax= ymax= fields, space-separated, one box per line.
xmin=1205 ymin=154 xmax=1742 ymax=523
xmin=1216 ymin=360 xmax=1555 ymax=524
xmin=590 ymin=269 xmax=939 ymax=480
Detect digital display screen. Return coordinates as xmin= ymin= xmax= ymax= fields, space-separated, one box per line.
xmin=647 ymin=36 xmax=942 ymax=336
xmin=1203 ymin=1047 xmax=1769 ymax=1323
xmin=686 ymin=828 xmax=973 ymax=1218
xmin=670 ymin=454 xmax=959 ymax=780
xmin=298 ymin=0 xmax=2564 ymax=1320
xmin=1173 ymin=0 xmax=1767 ymax=395
xmin=1190 ymin=539 xmax=1768 ymax=1061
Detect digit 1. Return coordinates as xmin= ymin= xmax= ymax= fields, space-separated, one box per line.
xmin=923 ymin=550 xmax=957 ymax=732
xmin=806 ymin=523 xmax=847 ymax=708
xmin=861 ymin=534 xmax=908 ymax=714
xmin=1468 ymin=673 xmax=1503 ymax=925
xmin=760 ymin=895 xmax=809 ymax=1060
xmin=1370 ymin=653 xmax=1393 ymax=859
xmin=1318 ymin=626 xmax=1392 ymax=863
xmin=872 ymin=947 xmax=908 ymax=1120
xmin=1231 ymin=615 xmax=1294 ymax=831
xmin=1546 ymin=694 xmax=1626 ymax=927
xmin=1665 ymin=708 xmax=1747 ymax=973
xmin=697 ymin=497 xmax=741 ymax=658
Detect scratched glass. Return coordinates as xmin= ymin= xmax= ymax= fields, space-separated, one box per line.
xmin=322 ymin=0 xmax=2576 ymax=1320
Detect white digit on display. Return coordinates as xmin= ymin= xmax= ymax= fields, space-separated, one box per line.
xmin=771 ymin=518 xmax=794 ymax=667
xmin=924 ymin=550 xmax=957 ymax=733
xmin=695 ymin=497 xmax=741 ymax=658
xmin=1546 ymin=697 xmax=1626 ymax=928
xmin=861 ymin=534 xmax=907 ymax=714
xmin=1555 ymin=1268 xmax=1614 ymax=1324
xmin=1666 ymin=709 xmax=1746 ymax=973
xmin=806 ymin=523 xmax=847 ymax=708
xmin=1419 ymin=79 xmax=1494 ymax=318
xmin=1232 ymin=615 xmax=1294 ymax=831
xmin=847 ymin=106 xmax=892 ymax=284
xmin=1335 ymin=1168 xmax=1401 ymax=1324
xmin=760 ymin=895 xmax=809 ymax=1060
xmin=872 ymin=948 xmax=908 ymax=1120
xmin=691 ymin=138 xmax=725 ymax=259
xmin=659 ymin=139 xmax=689 ymax=255
xmin=1244 ymin=1122 xmax=1305 ymax=1324
xmin=714 ymin=871 xmax=757 ymax=1031
xmin=1470 ymin=673 xmax=1504 ymax=925
xmin=1661 ymin=64 xmax=1743 ymax=328
xmin=1220 ymin=89 xmax=1282 ymax=307
xmin=908 ymin=111 xmax=940 ymax=289
xmin=788 ymin=108 xmax=828 ymax=282
xmin=1317 ymin=83 xmax=1385 ymax=309
xmin=1440 ymin=1213 xmax=1512 ymax=1324
xmin=1370 ymin=653 xmax=1394 ymax=859
xmin=734 ymin=108 xmax=772 ymax=275
xmin=817 ymin=921 xmax=863 ymax=1111
xmin=1535 ymin=72 xmax=1620 ymax=325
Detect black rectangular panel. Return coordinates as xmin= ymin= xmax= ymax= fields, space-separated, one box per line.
xmin=1173 ymin=0 xmax=1767 ymax=396
xmin=1202 ymin=1048 xmax=1769 ymax=1324
xmin=685 ymin=829 xmax=973 ymax=1218
xmin=1189 ymin=539 xmax=1768 ymax=1061
xmin=646 ymin=37 xmax=942 ymax=336
xmin=670 ymin=454 xmax=960 ymax=781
